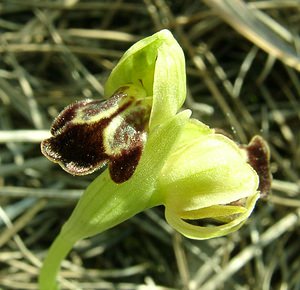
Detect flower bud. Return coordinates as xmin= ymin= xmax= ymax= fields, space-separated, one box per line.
xmin=153 ymin=120 xmax=269 ymax=239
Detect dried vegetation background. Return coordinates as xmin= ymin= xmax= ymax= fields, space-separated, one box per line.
xmin=0 ymin=0 xmax=300 ymax=289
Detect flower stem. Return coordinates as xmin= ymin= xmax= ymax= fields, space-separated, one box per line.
xmin=38 ymin=232 xmax=76 ymax=290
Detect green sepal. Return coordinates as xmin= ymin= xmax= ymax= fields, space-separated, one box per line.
xmin=105 ymin=29 xmax=186 ymax=131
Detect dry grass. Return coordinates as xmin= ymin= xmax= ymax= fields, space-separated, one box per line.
xmin=0 ymin=0 xmax=300 ymax=289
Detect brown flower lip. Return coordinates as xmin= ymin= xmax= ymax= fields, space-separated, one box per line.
xmin=41 ymin=86 xmax=150 ymax=183
xmin=241 ymin=135 xmax=272 ymax=197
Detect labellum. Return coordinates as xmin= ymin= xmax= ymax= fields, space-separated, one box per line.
xmin=41 ymin=85 xmax=151 ymax=183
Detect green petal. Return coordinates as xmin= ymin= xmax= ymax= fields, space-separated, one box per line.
xmin=179 ymin=204 xmax=246 ymax=220
xmin=165 ymin=192 xmax=259 ymax=240
xmin=150 ymin=37 xmax=186 ymax=129
xmin=166 ymin=118 xmax=213 ymax=153
xmin=159 ymin=134 xmax=259 ymax=212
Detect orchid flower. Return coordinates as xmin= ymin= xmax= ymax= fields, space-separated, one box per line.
xmin=39 ymin=30 xmax=271 ymax=290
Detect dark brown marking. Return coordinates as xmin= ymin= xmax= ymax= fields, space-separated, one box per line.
xmin=81 ymin=91 xmax=125 ymax=118
xmin=42 ymin=99 xmax=134 ymax=175
xmin=50 ymin=86 xmax=129 ymax=135
xmin=50 ymin=100 xmax=90 ymax=135
xmin=241 ymin=136 xmax=272 ymax=197
xmin=109 ymin=141 xmax=143 ymax=183
xmin=41 ymin=86 xmax=150 ymax=182
xmin=42 ymin=120 xmax=109 ymax=175
xmin=123 ymin=104 xmax=151 ymax=132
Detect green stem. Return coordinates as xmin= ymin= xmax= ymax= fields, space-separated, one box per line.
xmin=38 ymin=232 xmax=76 ymax=290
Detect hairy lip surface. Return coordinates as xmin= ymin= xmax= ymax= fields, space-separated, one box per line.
xmin=41 ymin=86 xmax=150 ymax=183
